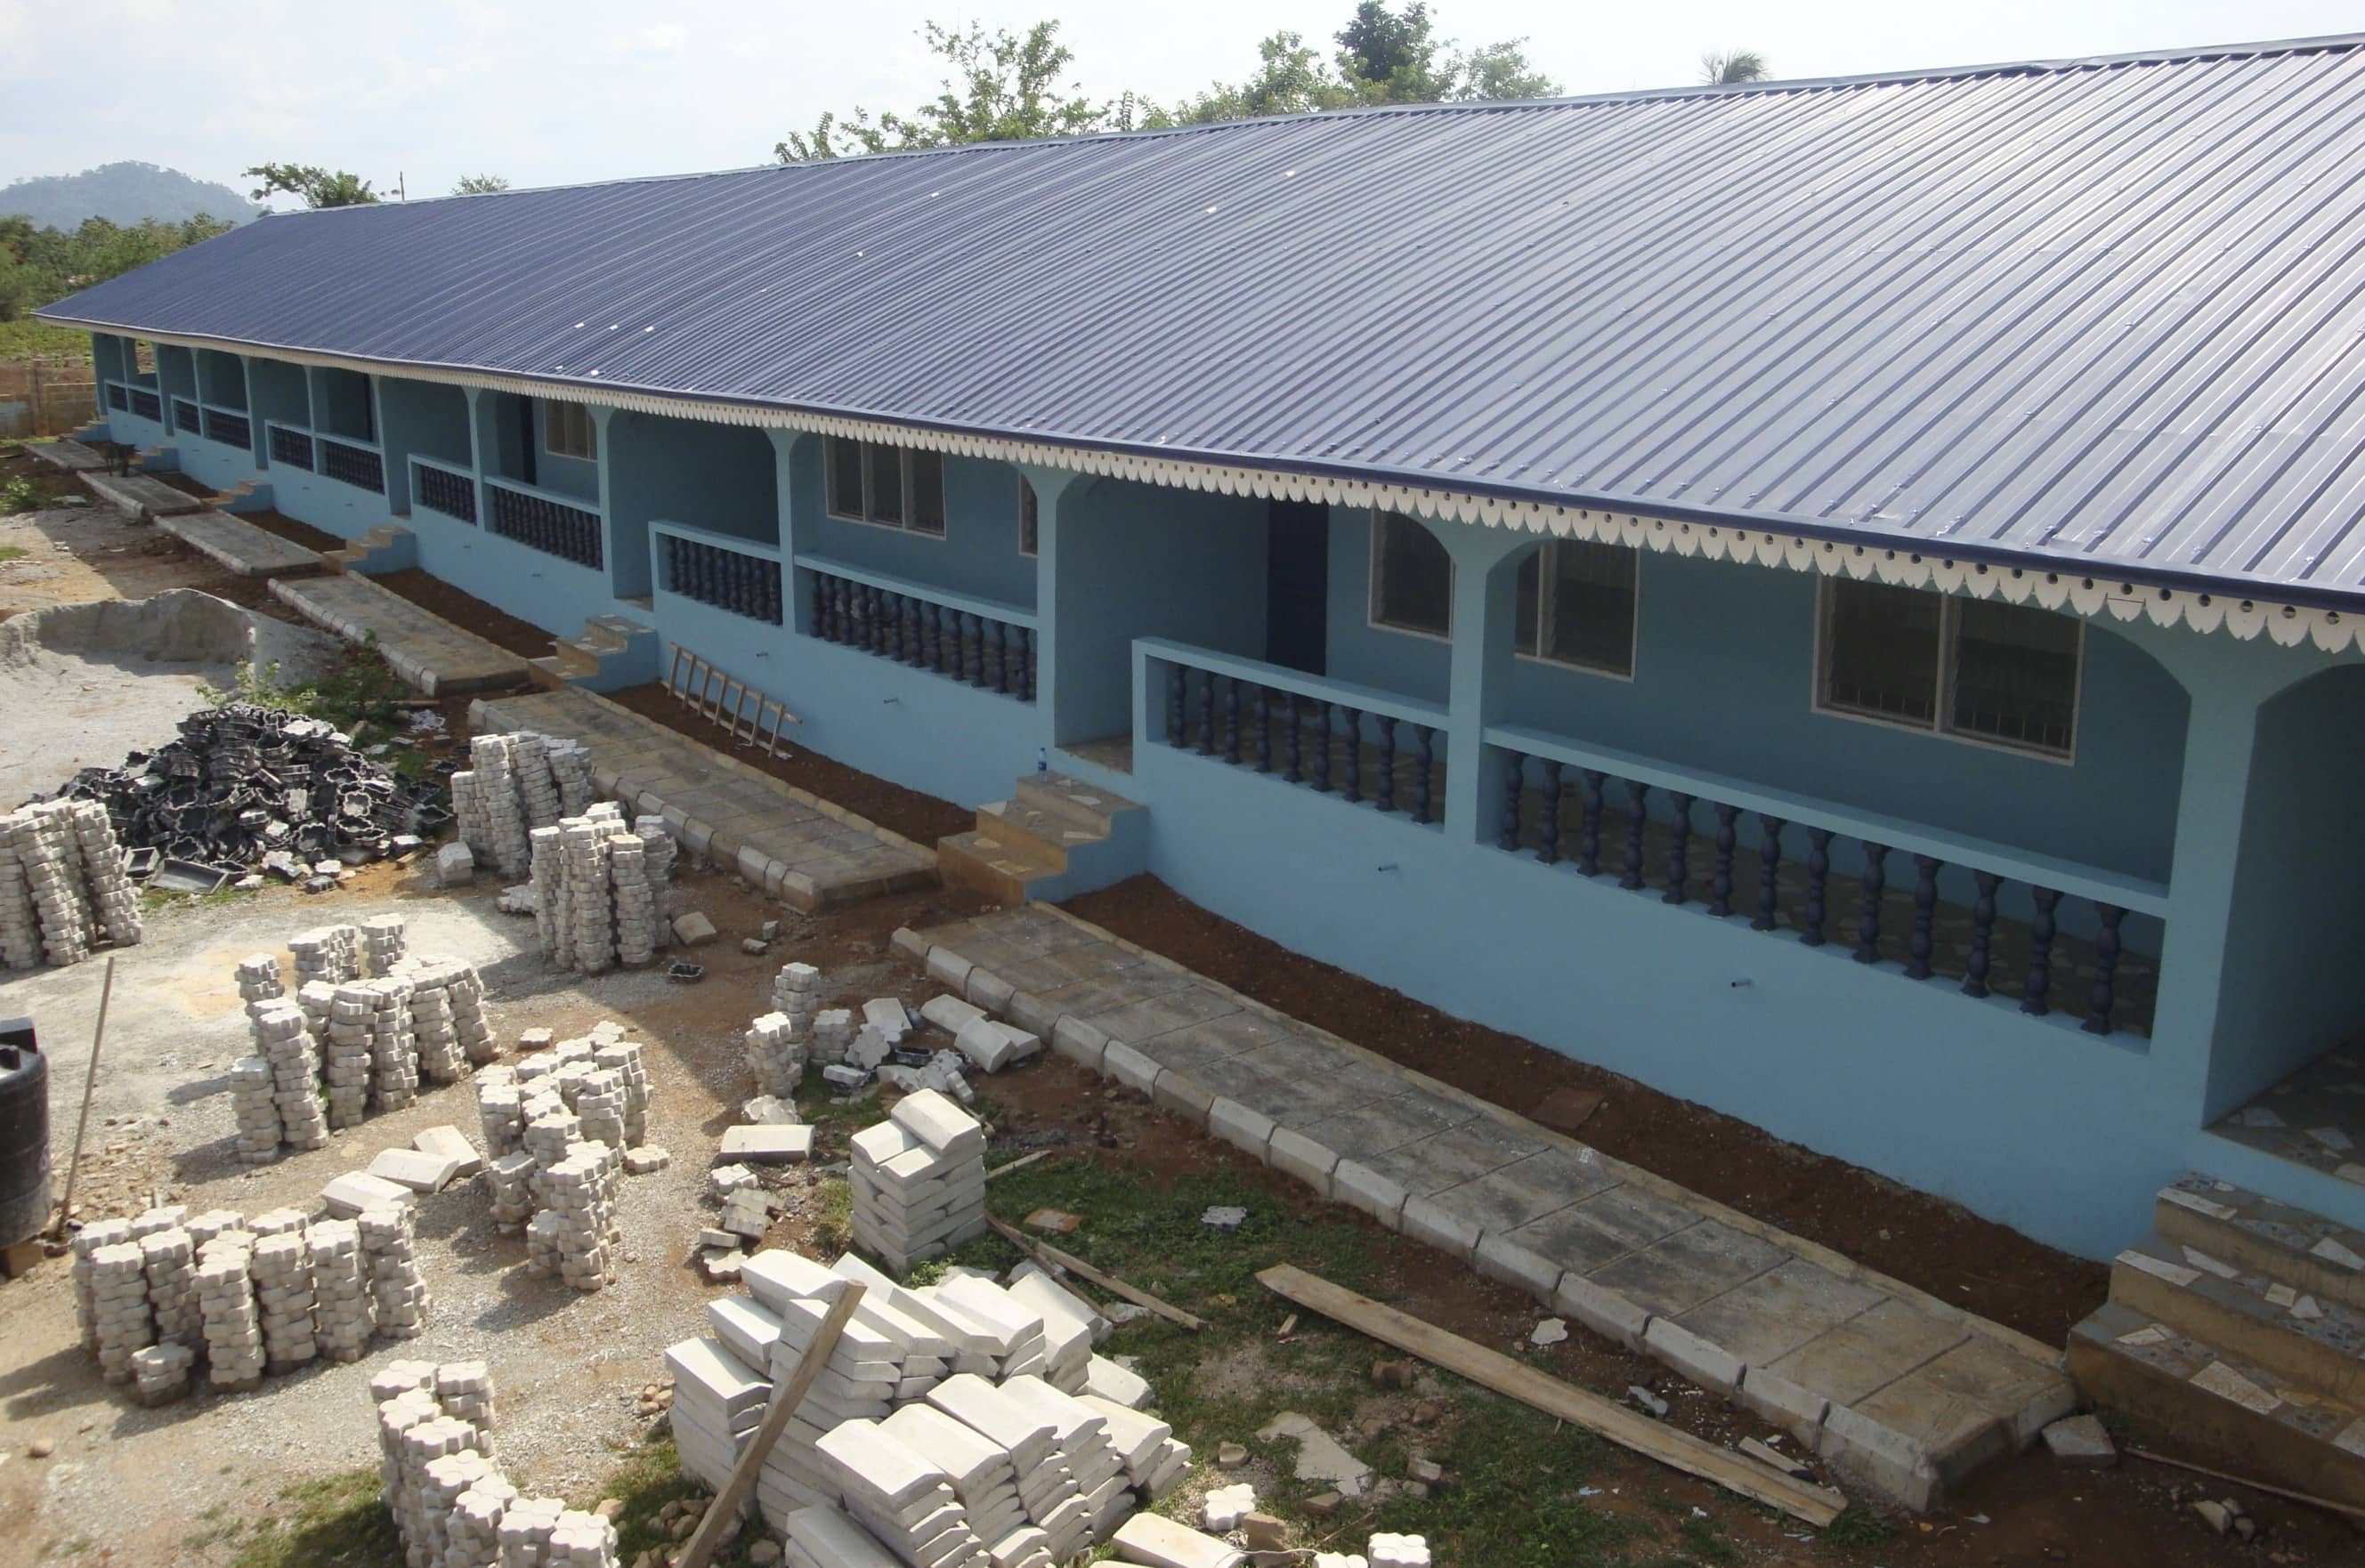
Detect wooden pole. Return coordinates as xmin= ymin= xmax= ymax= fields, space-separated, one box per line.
xmin=1258 ymin=1263 xmax=1847 ymax=1528
xmin=53 ymin=956 xmax=117 ymax=1236
xmin=984 ymin=1213 xmax=1206 ymax=1331
xmin=676 ymin=1282 xmax=866 ymax=1568
xmin=2126 ymin=1447 xmax=2365 ymax=1520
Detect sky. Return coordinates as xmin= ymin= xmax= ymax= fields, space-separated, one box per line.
xmin=3 ymin=0 xmax=2361 ymax=205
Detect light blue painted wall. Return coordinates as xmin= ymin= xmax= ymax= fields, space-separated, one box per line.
xmin=91 ymin=335 xmax=126 ymax=387
xmin=1052 ymin=477 xmax=1267 ymax=746
xmin=311 ymin=368 xmax=374 ymax=441
xmin=377 ymin=377 xmax=471 ymax=515
xmin=196 ymin=349 xmax=246 ymax=408
xmin=1327 ymin=512 xmax=2188 ymax=883
xmin=609 ymin=413 xmax=777 ymax=600
xmin=531 ymin=399 xmax=599 ymax=503
xmin=788 ymin=435 xmax=1038 ymax=609
xmin=247 ymin=358 xmax=308 ymax=433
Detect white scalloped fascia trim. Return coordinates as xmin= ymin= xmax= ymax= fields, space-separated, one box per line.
xmin=74 ymin=322 xmax=2361 ymax=655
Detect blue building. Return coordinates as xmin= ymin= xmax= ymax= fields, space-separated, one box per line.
xmin=38 ymin=35 xmax=2365 ymax=1265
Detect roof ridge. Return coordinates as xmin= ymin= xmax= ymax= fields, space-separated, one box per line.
xmin=253 ymin=29 xmax=2365 ymax=215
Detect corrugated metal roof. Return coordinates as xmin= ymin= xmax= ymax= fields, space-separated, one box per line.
xmin=42 ymin=33 xmax=2365 ymax=609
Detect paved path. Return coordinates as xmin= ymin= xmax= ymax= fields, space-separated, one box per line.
xmin=271 ymin=572 xmax=531 ymax=695
xmin=84 ymin=471 xmax=206 ymax=520
xmin=898 ymin=905 xmax=2078 ymax=1513
xmin=156 ymin=508 xmax=324 ymax=578
xmin=472 ymin=688 xmax=937 ymax=911
xmin=24 ymin=440 xmax=109 ymax=473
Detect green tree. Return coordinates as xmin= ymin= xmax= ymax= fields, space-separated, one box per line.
xmin=243 ymin=164 xmax=379 ymax=208
xmin=0 ymin=212 xmax=231 ymax=320
xmin=1159 ymin=4 xmax=1557 ymax=125
xmin=776 ymin=20 xmax=1114 ymax=161
xmin=1702 ymin=49 xmax=1770 ymax=85
xmin=1151 ymin=32 xmax=1359 ymax=125
xmin=451 ymin=174 xmax=511 ymax=195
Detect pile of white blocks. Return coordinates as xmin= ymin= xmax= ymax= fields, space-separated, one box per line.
xmin=310 ymin=1217 xmax=374 ymax=1363
xmin=196 ymin=1232 xmax=264 ymax=1391
xmin=361 ymin=913 xmax=409 ymax=973
xmin=746 ymin=1010 xmax=809 ymax=1102
xmin=369 ymin=1359 xmax=621 ymax=1568
xmin=450 ymin=731 xmax=595 ymax=874
xmin=361 ymin=1203 xmax=430 ymax=1338
xmin=89 ymin=1241 xmax=155 ymax=1383
xmin=131 ymin=1342 xmax=196 ymax=1407
xmin=849 ymin=1091 xmax=988 ymax=1273
xmin=525 ymin=1142 xmax=623 ymax=1291
xmin=522 ymin=803 xmax=676 ymax=975
xmin=396 ymin=952 xmax=496 ymax=1076
xmin=290 ymin=923 xmax=361 ymax=988
xmin=670 ymin=1243 xmax=1179 ymax=1562
xmin=325 ymin=982 xmax=378 ymax=1128
xmin=0 ymin=798 xmax=141 ymax=970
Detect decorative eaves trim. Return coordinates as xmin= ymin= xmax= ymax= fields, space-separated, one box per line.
xmin=64 ymin=317 xmax=2361 ymax=656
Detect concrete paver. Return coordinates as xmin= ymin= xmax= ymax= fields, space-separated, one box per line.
xmin=272 ymin=572 xmax=530 ymax=694
xmin=85 ymin=471 xmax=206 ymax=519
xmin=901 ymin=904 xmax=2081 ymax=1512
xmin=156 ymin=508 xmax=325 ymax=578
xmin=471 ymin=687 xmax=936 ymax=910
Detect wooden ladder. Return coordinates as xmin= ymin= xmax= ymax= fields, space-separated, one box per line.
xmin=664 ymin=644 xmax=801 ymax=757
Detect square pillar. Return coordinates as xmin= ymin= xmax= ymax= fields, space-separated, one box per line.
xmin=1440 ymin=522 xmax=1534 ymax=845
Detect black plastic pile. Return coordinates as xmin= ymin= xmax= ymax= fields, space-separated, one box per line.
xmin=47 ymin=704 xmax=453 ymax=877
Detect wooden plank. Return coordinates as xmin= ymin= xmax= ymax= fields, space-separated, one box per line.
xmin=664 ymin=643 xmax=688 ymax=700
xmin=1257 ymin=1264 xmax=1846 ymax=1528
xmin=676 ymin=1282 xmax=867 ymax=1568
xmin=984 ymin=1214 xmax=1207 ymax=1331
xmin=2126 ymin=1447 xmax=2365 ymax=1520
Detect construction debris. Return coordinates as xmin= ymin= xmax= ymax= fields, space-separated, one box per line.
xmin=43 ymin=703 xmax=450 ymax=882
xmin=0 ymin=799 xmax=142 ymax=970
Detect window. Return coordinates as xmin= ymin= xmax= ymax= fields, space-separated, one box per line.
xmin=1370 ymin=512 xmax=1453 ymax=638
xmin=824 ymin=436 xmax=946 ymax=536
xmin=1817 ymin=578 xmax=2081 ymax=757
xmin=1514 ymin=540 xmax=1639 ymax=676
xmin=1017 ymin=475 xmax=1039 ymax=557
xmin=545 ymin=400 xmax=597 ymax=461
xmin=132 ymin=340 xmax=157 ymax=376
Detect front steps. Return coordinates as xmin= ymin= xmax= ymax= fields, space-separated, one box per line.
xmin=199 ymin=477 xmax=271 ymax=513
xmin=526 ymin=615 xmax=660 ymax=693
xmin=2068 ymin=1174 xmax=2365 ymax=1505
xmin=323 ymin=524 xmax=417 ymax=574
xmin=938 ymin=772 xmax=1146 ymax=905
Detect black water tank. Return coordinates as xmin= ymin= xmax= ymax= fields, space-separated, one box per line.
xmin=0 ymin=1018 xmax=49 ymax=1249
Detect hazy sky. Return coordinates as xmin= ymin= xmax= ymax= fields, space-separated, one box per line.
xmin=4 ymin=1 xmax=2360 ymax=204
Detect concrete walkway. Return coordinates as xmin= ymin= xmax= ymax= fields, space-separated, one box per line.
xmin=24 ymin=439 xmax=109 ymax=473
xmin=84 ymin=471 xmax=206 ymax=520
xmin=895 ymin=905 xmax=2079 ymax=1513
xmin=270 ymin=572 xmax=531 ymax=695
xmin=471 ymin=688 xmax=938 ymax=911
xmin=155 ymin=508 xmax=324 ymax=578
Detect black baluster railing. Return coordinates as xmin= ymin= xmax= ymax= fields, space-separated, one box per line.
xmin=1709 ymin=803 xmax=1738 ymax=917
xmin=320 ymin=438 xmax=388 ymax=497
xmin=106 ymin=382 xmax=128 ymax=412
xmin=2022 ymin=887 xmax=2061 ymax=1016
xmin=1499 ymin=757 xmax=1523 ymax=851
xmin=130 ymin=388 xmax=162 ymax=422
xmin=1963 ymin=871 xmax=2000 ymax=998
xmin=1664 ymin=792 xmax=1695 ymax=905
xmin=2084 ymin=903 xmax=2126 ymax=1036
xmin=1906 ymin=856 xmax=1940 ymax=979
xmin=1413 ymin=727 xmax=1433 ymax=824
xmin=1802 ymin=828 xmax=1833 ymax=947
xmin=802 ymin=573 xmax=1033 ymax=700
xmin=1340 ymin=708 xmax=1362 ymax=804
xmin=269 ymin=425 xmax=315 ymax=472
xmin=1165 ymin=666 xmax=1185 ymax=747
xmin=1309 ymin=705 xmax=1332 ymax=793
xmin=1537 ymin=760 xmax=1562 ymax=866
xmin=669 ymin=538 xmax=782 ymax=624
xmin=1754 ymin=816 xmax=1784 ymax=930
xmin=1222 ymin=680 xmax=1241 ymax=764
xmin=1375 ymin=718 xmax=1397 ymax=813
xmin=1284 ymin=699 xmax=1303 ymax=784
xmin=1195 ymin=671 xmax=1215 ymax=756
xmin=1621 ymin=780 xmax=1648 ymax=891
xmin=1252 ymin=688 xmax=1272 ymax=773
xmin=1855 ymin=844 xmax=1889 ymax=963
xmin=1577 ymin=770 xmax=1605 ymax=877
xmin=486 ymin=480 xmax=594 ymax=562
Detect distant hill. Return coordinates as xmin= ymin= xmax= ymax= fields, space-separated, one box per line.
xmin=1 ymin=162 xmax=263 ymax=230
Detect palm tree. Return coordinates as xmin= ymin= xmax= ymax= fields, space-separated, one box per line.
xmin=1702 ymin=50 xmax=1770 ymax=86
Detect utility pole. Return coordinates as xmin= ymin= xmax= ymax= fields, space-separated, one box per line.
xmin=398 ymin=170 xmax=408 ymax=201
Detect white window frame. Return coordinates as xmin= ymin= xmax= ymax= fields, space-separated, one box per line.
xmin=1017 ymin=473 xmax=1039 ymax=557
xmin=544 ymin=400 xmax=597 ymax=462
xmin=1367 ymin=511 xmax=1454 ymax=642
xmin=1812 ymin=578 xmax=2082 ymax=764
xmin=825 ymin=435 xmax=947 ymax=538
xmin=1512 ymin=540 xmax=1640 ymax=682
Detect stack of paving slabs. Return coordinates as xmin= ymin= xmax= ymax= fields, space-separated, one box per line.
xmin=140 ymin=1225 xmax=200 ymax=1355
xmin=130 ymin=1341 xmax=196 ymax=1407
xmin=476 ymin=1065 xmax=526 ymax=1157
xmin=235 ymin=952 xmax=285 ymax=1003
xmin=814 ymin=1418 xmax=987 ymax=1568
xmin=784 ymin=1504 xmax=918 ymax=1568
xmin=665 ymin=1333 xmax=773 ymax=1494
xmin=250 ymin=1227 xmax=320 ymax=1375
xmin=392 ymin=953 xmax=494 ymax=1079
xmin=89 ymin=1241 xmax=155 ymax=1383
xmin=453 ymin=732 xmax=535 ymax=876
xmin=510 ymin=734 xmax=562 ymax=827
xmin=361 ymin=1203 xmax=430 ymax=1338
xmin=309 ymin=1217 xmax=375 ymax=1362
xmin=323 ymin=982 xmax=377 ymax=1128
xmin=251 ymin=997 xmax=330 ymax=1156
xmin=928 ymin=1372 xmax=1090 ymax=1558
xmin=812 ymin=1008 xmax=855 ymax=1066
xmin=878 ymin=1402 xmax=1051 ymax=1567
xmin=548 ymin=740 xmax=595 ymax=817
xmin=608 ymin=829 xmax=657 ymax=967
xmin=444 ymin=1475 xmax=521 ymax=1568
xmin=929 ymin=1274 xmax=1055 ymax=1383
xmin=229 ymin=1055 xmax=284 ymax=1166
xmin=69 ymin=1217 xmax=134 ymax=1350
xmin=361 ymin=913 xmax=409 ymax=974
xmin=747 ymin=1009 xmax=809 ymax=1100
xmin=196 ymin=1232 xmax=265 ymax=1391
xmin=593 ymin=1038 xmax=652 ymax=1145
xmin=1000 ymin=1375 xmax=1134 ymax=1543
xmin=526 ymin=1141 xmax=622 ymax=1290
xmin=290 ymin=923 xmax=361 ymax=988
xmin=0 ymin=798 xmax=142 ymax=969
xmin=366 ymin=976 xmax=421 ymax=1112
xmin=714 ymin=1163 xmax=776 ymax=1242
xmin=572 ymin=1067 xmax=628 ymax=1150
xmin=498 ymin=1498 xmax=571 ymax=1566
xmin=1080 ymin=1392 xmax=1193 ymax=1499
xmin=850 ymin=1091 xmax=988 ymax=1273
xmin=545 ymin=1510 xmax=622 ymax=1566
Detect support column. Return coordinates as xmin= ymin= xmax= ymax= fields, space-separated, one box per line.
xmin=1024 ymin=463 xmax=1088 ymax=758
xmin=1440 ymin=522 xmax=1534 ymax=845
xmin=371 ymin=374 xmax=414 ymax=515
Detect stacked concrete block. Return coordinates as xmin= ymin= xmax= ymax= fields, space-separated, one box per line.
xmin=477 ymin=1069 xmax=525 ymax=1155
xmin=746 ymin=1011 xmax=808 ymax=1099
xmin=931 ymin=1275 xmax=1051 ymax=1383
xmin=235 ymin=952 xmax=286 ymax=1002
xmin=325 ymin=982 xmax=378 ymax=1128
xmin=450 ymin=963 xmax=496 ymax=1063
xmin=927 ymin=1373 xmax=1086 ymax=1556
xmin=130 ymin=1341 xmax=196 ymax=1407
xmin=298 ymin=977 xmax=336 ymax=1037
xmin=526 ymin=826 xmax=566 ymax=965
xmin=185 ymin=1208 xmax=245 ymax=1250
xmin=573 ymin=1069 xmax=628 ymax=1150
xmin=635 ymin=815 xmax=675 ymax=921
xmin=446 ymin=1476 xmax=521 ymax=1568
xmin=1081 ymin=1394 xmax=1193 ymax=1499
xmin=394 ymin=1414 xmax=491 ymax=1565
xmin=665 ymin=1334 xmax=771 ymax=1493
xmin=438 ymin=1360 xmax=498 ymax=1446
xmin=484 ymin=1152 xmax=539 ymax=1232
xmin=814 ymin=1419 xmax=985 ymax=1568
xmin=249 ymin=1206 xmax=307 ymax=1238
xmin=418 ymin=1450 xmax=500 ymax=1567
xmin=542 ymin=1510 xmax=619 ymax=1567
xmin=68 ymin=1217 xmax=133 ymax=1350
xmin=89 ymin=1241 xmax=155 ymax=1384
xmin=311 ymin=1217 xmax=375 ymax=1363
xmin=197 ymin=1243 xmax=265 ymax=1391
xmin=592 ymin=1039 xmax=651 ymax=1146
xmin=251 ymin=1229 xmax=319 ymax=1375
xmin=70 ymin=799 xmax=142 ymax=950
xmin=510 ymin=733 xmax=563 ymax=829
xmin=548 ymin=740 xmax=594 ymax=818
xmin=127 ymin=1203 xmax=187 ymax=1241
xmin=3 ymin=803 xmax=93 ymax=966
xmin=361 ymin=1203 xmax=431 ymax=1338
xmin=362 ymin=914 xmax=409 ymax=974
xmin=849 ymin=1091 xmax=988 ymax=1273
xmin=250 ymin=998 xmax=330 ymax=1155
xmin=368 ymin=977 xmax=421 ymax=1112
xmin=608 ymin=834 xmax=657 ymax=967
xmin=880 ymin=1402 xmax=1050 ymax=1568
xmin=291 ymin=924 xmax=360 ymax=988
xmin=496 ymin=1497 xmax=566 ymax=1568
xmin=773 ymin=962 xmax=822 ymax=1030
xmin=465 ymin=734 xmax=534 ymax=876
xmin=140 ymin=1225 xmax=200 ymax=1355
xmin=812 ymin=1009 xmax=854 ymax=1066
xmin=450 ymin=769 xmax=490 ymax=866
xmin=528 ymin=1144 xmax=620 ymax=1291
xmin=230 ymin=1056 xmax=284 ymax=1165
xmin=783 ymin=1507 xmax=912 ymax=1568
xmin=1000 ymin=1376 xmax=1132 ymax=1543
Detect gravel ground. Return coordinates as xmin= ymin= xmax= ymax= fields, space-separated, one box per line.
xmin=0 ymin=858 xmax=970 ymax=1568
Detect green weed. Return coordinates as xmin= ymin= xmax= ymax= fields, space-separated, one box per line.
xmin=198 ymin=633 xmax=412 ymax=748
xmin=2 ymin=476 xmax=41 ymax=515
xmin=225 ymin=1467 xmax=400 ymax=1568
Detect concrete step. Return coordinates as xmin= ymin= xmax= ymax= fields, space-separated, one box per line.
xmin=975 ymin=796 xmax=1098 ymax=866
xmin=2110 ymin=1233 xmax=2365 ymax=1404
xmin=84 ymin=471 xmax=207 ymax=521
xmin=153 ymin=509 xmax=324 ymax=578
xmin=2155 ymin=1174 xmax=2365 ymax=1313
xmin=2067 ymin=1300 xmax=2365 ymax=1507
xmin=1013 ymin=771 xmax=1143 ymax=837
xmin=524 ymin=654 xmax=573 ymax=691
xmin=936 ymin=829 xmax=1060 ymax=907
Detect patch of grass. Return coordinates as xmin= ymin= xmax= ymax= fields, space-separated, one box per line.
xmin=1818 ymin=1506 xmax=1894 ymax=1549
xmin=813 ymin=1176 xmax=854 ymax=1255
xmin=1679 ymin=1513 xmax=1737 ymax=1564
xmin=226 ymin=1467 xmax=400 ymax=1568
xmin=2 ymin=478 xmax=42 ymax=516
xmin=1365 ymin=1394 xmax=1643 ymax=1568
xmin=794 ymin=1077 xmax=883 ymax=1131
xmin=142 ymin=881 xmax=259 ymax=911
xmin=596 ymin=1436 xmax=706 ymax=1564
xmin=0 ymin=542 xmax=27 ymax=560
xmin=198 ymin=633 xmax=414 ymax=748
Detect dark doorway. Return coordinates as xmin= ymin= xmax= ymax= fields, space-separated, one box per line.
xmin=1266 ymin=500 xmax=1328 ymax=675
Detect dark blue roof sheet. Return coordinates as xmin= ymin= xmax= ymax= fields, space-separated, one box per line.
xmin=43 ymin=34 xmax=2365 ymax=608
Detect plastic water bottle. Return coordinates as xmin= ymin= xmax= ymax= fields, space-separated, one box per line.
xmin=1036 ymin=747 xmax=1049 ymax=775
